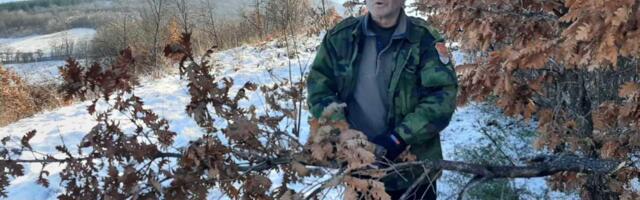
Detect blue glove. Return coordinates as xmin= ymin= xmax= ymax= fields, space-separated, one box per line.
xmin=372 ymin=130 xmax=407 ymax=161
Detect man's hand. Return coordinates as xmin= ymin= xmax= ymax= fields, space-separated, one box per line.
xmin=374 ymin=144 xmax=388 ymax=159
xmin=372 ymin=131 xmax=407 ymax=161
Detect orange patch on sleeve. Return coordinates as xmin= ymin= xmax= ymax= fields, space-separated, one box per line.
xmin=435 ymin=42 xmax=450 ymax=57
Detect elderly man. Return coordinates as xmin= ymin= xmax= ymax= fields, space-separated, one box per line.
xmin=306 ymin=0 xmax=458 ymax=199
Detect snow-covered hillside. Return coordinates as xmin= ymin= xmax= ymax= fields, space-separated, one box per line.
xmin=3 ymin=60 xmax=69 ymax=85
xmin=0 ymin=28 xmax=96 ymax=53
xmin=0 ymin=33 xmax=577 ymax=199
xmin=0 ymin=28 xmax=96 ymax=84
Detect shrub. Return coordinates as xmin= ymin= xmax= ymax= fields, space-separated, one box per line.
xmin=0 ymin=65 xmax=66 ymax=126
xmin=0 ymin=65 xmax=37 ymax=126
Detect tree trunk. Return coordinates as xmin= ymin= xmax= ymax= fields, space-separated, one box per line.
xmin=584 ymin=174 xmax=619 ymax=200
xmin=536 ymin=59 xmax=639 ymax=199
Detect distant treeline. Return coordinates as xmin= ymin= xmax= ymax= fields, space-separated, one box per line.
xmin=0 ymin=0 xmax=117 ymax=37
xmin=0 ymin=0 xmax=99 ymax=11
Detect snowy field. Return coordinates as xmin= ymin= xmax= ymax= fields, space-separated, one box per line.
xmin=0 ymin=32 xmax=577 ymax=199
xmin=0 ymin=28 xmax=96 ymax=53
xmin=2 ymin=60 xmax=69 ymax=85
xmin=0 ymin=28 xmax=96 ymax=84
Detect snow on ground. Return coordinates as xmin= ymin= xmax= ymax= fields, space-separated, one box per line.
xmin=439 ymin=104 xmax=579 ymax=200
xmin=0 ymin=28 xmax=96 ymax=53
xmin=0 ymin=28 xmax=97 ymax=85
xmin=1 ymin=33 xmax=568 ymax=199
xmin=2 ymin=60 xmax=72 ymax=85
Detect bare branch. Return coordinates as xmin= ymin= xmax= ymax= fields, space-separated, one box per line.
xmin=399 ymin=169 xmax=430 ymax=200
xmin=376 ymin=155 xmax=622 ymax=179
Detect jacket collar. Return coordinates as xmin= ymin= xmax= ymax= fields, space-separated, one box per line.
xmin=362 ymin=11 xmax=408 ymax=39
xmin=352 ymin=10 xmax=419 ymax=44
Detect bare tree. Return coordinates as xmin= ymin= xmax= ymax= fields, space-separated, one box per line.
xmin=35 ymin=49 xmax=44 ymax=61
xmin=174 ymin=0 xmax=191 ymax=34
xmin=61 ymin=33 xmax=75 ymax=58
xmin=241 ymin=0 xmax=267 ymax=40
xmin=200 ymin=0 xmax=222 ymax=47
xmin=141 ymin=0 xmax=167 ymax=69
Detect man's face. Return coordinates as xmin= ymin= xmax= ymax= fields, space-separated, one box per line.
xmin=366 ymin=0 xmax=405 ymax=19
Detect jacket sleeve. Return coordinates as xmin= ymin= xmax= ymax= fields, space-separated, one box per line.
xmin=393 ymin=38 xmax=458 ymax=145
xmin=306 ymin=34 xmax=346 ymax=121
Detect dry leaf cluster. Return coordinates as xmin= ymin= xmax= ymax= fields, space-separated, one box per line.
xmin=305 ymin=103 xmax=391 ymax=200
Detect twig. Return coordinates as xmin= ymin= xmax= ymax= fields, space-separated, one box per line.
xmin=304 ymin=168 xmax=346 ymax=200
xmin=399 ymin=170 xmax=429 ymax=200
xmin=457 ymin=175 xmax=489 ymax=200
xmin=478 ymin=127 xmax=516 ymax=166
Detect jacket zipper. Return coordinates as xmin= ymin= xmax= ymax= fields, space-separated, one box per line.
xmin=387 ymin=46 xmax=414 ymax=124
xmin=345 ymin=36 xmax=360 ymax=100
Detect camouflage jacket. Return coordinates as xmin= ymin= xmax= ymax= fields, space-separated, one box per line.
xmin=306 ymin=15 xmax=458 ymax=190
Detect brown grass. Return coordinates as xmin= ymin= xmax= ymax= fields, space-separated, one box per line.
xmin=0 ymin=65 xmax=67 ymax=127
